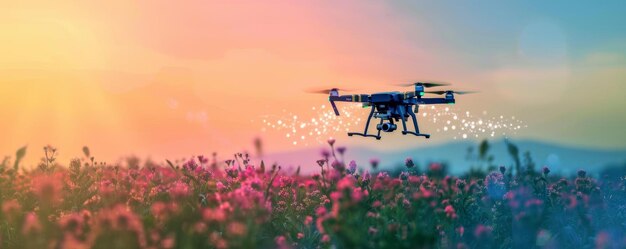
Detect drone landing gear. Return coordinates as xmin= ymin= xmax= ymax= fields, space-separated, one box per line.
xmin=399 ymin=105 xmax=430 ymax=139
xmin=401 ymin=131 xmax=430 ymax=139
xmin=347 ymin=106 xmax=382 ymax=140
xmin=348 ymin=133 xmax=381 ymax=140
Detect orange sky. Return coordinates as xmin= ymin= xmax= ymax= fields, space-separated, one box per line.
xmin=2 ymin=1 xmax=625 ymax=166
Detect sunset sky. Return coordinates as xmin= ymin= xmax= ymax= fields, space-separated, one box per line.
xmin=1 ymin=1 xmax=625 ymax=166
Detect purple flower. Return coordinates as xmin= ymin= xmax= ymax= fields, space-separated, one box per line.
xmin=542 ymin=166 xmax=550 ymax=175
xmin=347 ymin=160 xmax=357 ymax=174
xmin=485 ymin=172 xmax=506 ymax=199
xmin=405 ymin=157 xmax=415 ymax=168
xmin=331 ymin=160 xmax=344 ymax=171
xmin=363 ymin=170 xmax=371 ymax=182
xmin=321 ymin=149 xmax=331 ymax=159
xmin=336 ymin=146 xmax=346 ymax=155
xmin=369 ymin=158 xmax=379 ymax=169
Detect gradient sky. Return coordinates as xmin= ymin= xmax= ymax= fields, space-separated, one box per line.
xmin=1 ymin=1 xmax=625 ymax=166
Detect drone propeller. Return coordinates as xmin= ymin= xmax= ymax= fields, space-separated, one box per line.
xmin=425 ymin=90 xmax=477 ymax=95
xmin=305 ymin=88 xmax=353 ymax=94
xmin=396 ymin=82 xmax=451 ymax=88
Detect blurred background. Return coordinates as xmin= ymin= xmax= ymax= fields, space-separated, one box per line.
xmin=1 ymin=1 xmax=625 ymax=171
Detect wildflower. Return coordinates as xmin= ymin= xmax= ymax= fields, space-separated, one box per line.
xmin=499 ymin=166 xmax=506 ymax=174
xmin=595 ymin=231 xmax=610 ymax=249
xmin=457 ymin=226 xmax=465 ymax=236
xmin=228 ymin=222 xmax=247 ymax=236
xmin=362 ymin=170 xmax=371 ymax=182
xmin=22 ymin=212 xmax=42 ymax=234
xmin=331 ymin=160 xmax=344 ymax=172
xmin=203 ymin=208 xmax=227 ymax=223
xmin=444 ymin=205 xmax=457 ymax=219
xmin=315 ymin=206 xmax=327 ymax=217
xmin=316 ymin=160 xmax=326 ymax=167
xmin=336 ymin=146 xmax=346 ymax=155
xmin=58 ymin=213 xmax=83 ymax=234
xmin=321 ymin=234 xmax=330 ymax=243
xmin=197 ymin=155 xmax=209 ymax=164
xmin=347 ymin=160 xmax=357 ymax=174
xmin=484 ymin=172 xmax=506 ymax=199
xmin=297 ymin=232 xmax=305 ymax=239
xmin=169 ymin=181 xmax=190 ymax=199
xmin=370 ymin=158 xmax=379 ymax=169
xmin=397 ymin=172 xmax=408 ymax=181
xmin=405 ymin=157 xmax=415 ymax=168
xmin=542 ymin=166 xmax=550 ymax=175
xmin=216 ymin=181 xmax=226 ymax=192
xmin=226 ymin=166 xmax=239 ymax=178
xmin=368 ymin=226 xmax=378 ymax=236
xmin=161 ymin=236 xmax=175 ymax=249
xmin=30 ymin=173 xmax=64 ymax=205
xmin=183 ymin=158 xmax=198 ymax=171
xmin=577 ymin=169 xmax=586 ymax=178
xmin=456 ymin=179 xmax=466 ymax=190
xmin=473 ymin=225 xmax=493 ymax=239
xmin=321 ymin=149 xmax=331 ymax=159
xmin=304 ymin=216 xmax=313 ymax=226
xmin=327 ymin=138 xmax=336 ymax=146
xmin=2 ymin=199 xmax=21 ymax=220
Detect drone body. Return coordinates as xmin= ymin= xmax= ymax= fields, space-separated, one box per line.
xmin=325 ymin=82 xmax=469 ymax=140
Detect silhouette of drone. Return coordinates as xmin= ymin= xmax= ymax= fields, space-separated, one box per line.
xmin=308 ymin=82 xmax=474 ymax=140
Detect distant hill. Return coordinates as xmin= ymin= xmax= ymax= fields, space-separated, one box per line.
xmin=262 ymin=139 xmax=626 ymax=175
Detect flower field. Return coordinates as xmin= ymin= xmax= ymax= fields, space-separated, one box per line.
xmin=0 ymin=142 xmax=625 ymax=249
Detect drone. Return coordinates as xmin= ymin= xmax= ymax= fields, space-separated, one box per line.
xmin=309 ymin=82 xmax=474 ymax=140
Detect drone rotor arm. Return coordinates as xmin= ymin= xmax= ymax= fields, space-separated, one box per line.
xmin=328 ymin=94 xmax=371 ymax=116
xmin=418 ymin=97 xmax=455 ymax=105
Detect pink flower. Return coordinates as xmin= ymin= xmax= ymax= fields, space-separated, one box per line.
xmin=457 ymin=226 xmax=465 ymax=236
xmin=22 ymin=212 xmax=42 ymax=234
xmin=444 ymin=205 xmax=457 ymax=219
xmin=474 ymin=225 xmax=493 ymax=238
xmin=203 ymin=208 xmax=226 ymax=222
xmin=363 ymin=170 xmax=371 ymax=182
xmin=297 ymin=232 xmax=305 ymax=239
xmin=169 ymin=181 xmax=190 ymax=199
xmin=2 ymin=199 xmax=21 ymax=221
xmin=327 ymin=138 xmax=336 ymax=146
xmin=161 ymin=236 xmax=175 ymax=249
xmin=372 ymin=200 xmax=382 ymax=208
xmin=216 ymin=181 xmax=226 ymax=192
xmin=429 ymin=163 xmax=442 ymax=172
xmin=315 ymin=206 xmax=327 ymax=217
xmin=347 ymin=160 xmax=357 ymax=174
xmin=351 ymin=187 xmax=367 ymax=203
xmin=321 ymin=234 xmax=330 ymax=243
xmin=30 ymin=173 xmax=64 ymax=205
xmin=368 ymin=226 xmax=378 ymax=236
xmin=304 ymin=216 xmax=313 ymax=226
xmin=228 ymin=222 xmax=247 ymax=236
xmin=330 ymin=191 xmax=342 ymax=202
xmin=275 ymin=235 xmax=286 ymax=246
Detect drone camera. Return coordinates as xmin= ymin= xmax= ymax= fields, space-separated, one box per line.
xmin=377 ymin=123 xmax=397 ymax=132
